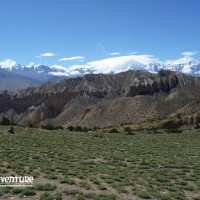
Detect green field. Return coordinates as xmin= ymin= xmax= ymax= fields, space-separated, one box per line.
xmin=0 ymin=126 xmax=200 ymax=200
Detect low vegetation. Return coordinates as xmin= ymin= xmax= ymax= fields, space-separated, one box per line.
xmin=0 ymin=125 xmax=200 ymax=199
xmin=0 ymin=117 xmax=12 ymax=125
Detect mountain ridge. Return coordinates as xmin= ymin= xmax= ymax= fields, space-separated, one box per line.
xmin=1 ymin=56 xmax=200 ymax=78
xmin=0 ymin=56 xmax=200 ymax=91
xmin=1 ymin=70 xmax=200 ymax=128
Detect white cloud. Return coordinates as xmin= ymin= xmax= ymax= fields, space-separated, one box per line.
xmin=59 ymin=56 xmax=85 ymax=62
xmin=26 ymin=62 xmax=35 ymax=68
xmin=36 ymin=52 xmax=57 ymax=58
xmin=109 ymin=52 xmax=121 ymax=56
xmin=181 ymin=51 xmax=198 ymax=57
xmin=49 ymin=71 xmax=70 ymax=76
xmin=50 ymin=65 xmax=68 ymax=71
xmin=88 ymin=54 xmax=158 ymax=66
xmin=67 ymin=54 xmax=159 ymax=74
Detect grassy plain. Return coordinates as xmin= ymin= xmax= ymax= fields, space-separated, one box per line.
xmin=0 ymin=125 xmax=200 ymax=199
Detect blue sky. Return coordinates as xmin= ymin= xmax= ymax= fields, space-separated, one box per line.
xmin=0 ymin=0 xmax=200 ymax=66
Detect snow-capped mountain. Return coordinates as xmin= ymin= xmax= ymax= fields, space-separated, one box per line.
xmin=0 ymin=56 xmax=200 ymax=86
xmin=64 ymin=55 xmax=157 ymax=76
xmin=0 ymin=59 xmax=70 ymax=81
xmin=164 ymin=57 xmax=200 ymax=75
xmin=65 ymin=56 xmax=200 ymax=76
xmin=0 ymin=59 xmax=22 ymax=70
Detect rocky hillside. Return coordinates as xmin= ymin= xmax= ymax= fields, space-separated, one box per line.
xmin=0 ymin=70 xmax=200 ymax=128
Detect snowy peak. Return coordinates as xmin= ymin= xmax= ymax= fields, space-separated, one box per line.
xmin=0 ymin=59 xmax=21 ymax=70
xmin=164 ymin=57 xmax=200 ymax=75
xmin=165 ymin=56 xmax=198 ymax=66
xmin=0 ymin=56 xmax=200 ymax=81
xmin=144 ymin=62 xmax=163 ymax=73
xmin=66 ymin=55 xmax=150 ymax=76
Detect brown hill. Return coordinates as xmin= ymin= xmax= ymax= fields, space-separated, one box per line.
xmin=1 ymin=70 xmax=200 ymax=128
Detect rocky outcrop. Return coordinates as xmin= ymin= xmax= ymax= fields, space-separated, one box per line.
xmin=125 ymin=70 xmax=178 ymax=96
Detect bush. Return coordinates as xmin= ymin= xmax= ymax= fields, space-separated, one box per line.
xmin=194 ymin=124 xmax=200 ymax=129
xmin=124 ymin=127 xmax=134 ymax=135
xmin=40 ymin=192 xmax=52 ymax=200
xmin=12 ymin=188 xmax=23 ymax=194
xmin=176 ymin=113 xmax=181 ymax=119
xmin=0 ymin=117 xmax=10 ymax=125
xmin=35 ymin=183 xmax=57 ymax=191
xmin=109 ymin=128 xmax=119 ymax=133
xmin=56 ymin=126 xmax=63 ymax=130
xmin=73 ymin=126 xmax=82 ymax=132
xmin=68 ymin=126 xmax=74 ymax=131
xmin=42 ymin=124 xmax=63 ymax=130
xmin=160 ymin=118 xmax=182 ymax=129
xmin=40 ymin=192 xmax=62 ymax=200
xmin=54 ymin=192 xmax=62 ymax=200
xmin=59 ymin=177 xmax=75 ymax=184
xmin=29 ymin=123 xmax=34 ymax=128
xmin=165 ymin=128 xmax=183 ymax=133
xmin=82 ymin=127 xmax=91 ymax=132
xmin=93 ymin=126 xmax=100 ymax=131
xmin=79 ymin=181 xmax=91 ymax=190
xmin=7 ymin=126 xmax=15 ymax=134
xmin=20 ymin=187 xmax=36 ymax=197
xmin=68 ymin=126 xmax=91 ymax=132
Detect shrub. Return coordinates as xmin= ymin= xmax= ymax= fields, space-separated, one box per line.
xmin=67 ymin=126 xmax=90 ymax=132
xmin=12 ymin=188 xmax=23 ymax=194
xmin=7 ymin=126 xmax=15 ymax=134
xmin=56 ymin=126 xmax=63 ymax=130
xmin=44 ymin=174 xmax=57 ymax=180
xmin=20 ymin=187 xmax=36 ymax=197
xmin=79 ymin=181 xmax=91 ymax=190
xmin=68 ymin=126 xmax=74 ymax=131
xmin=109 ymin=128 xmax=119 ymax=133
xmin=165 ymin=128 xmax=183 ymax=133
xmin=82 ymin=127 xmax=91 ymax=132
xmin=176 ymin=113 xmax=181 ymax=119
xmin=35 ymin=183 xmax=57 ymax=191
xmin=195 ymin=124 xmax=200 ymax=129
xmin=73 ymin=126 xmax=82 ymax=132
xmin=54 ymin=192 xmax=62 ymax=200
xmin=134 ymin=190 xmax=151 ymax=199
xmin=160 ymin=118 xmax=182 ymax=129
xmin=59 ymin=177 xmax=75 ymax=184
xmin=0 ymin=117 xmax=10 ymax=125
xmin=40 ymin=192 xmax=62 ymax=200
xmin=98 ymin=184 xmax=107 ymax=190
xmin=29 ymin=123 xmax=34 ymax=128
xmin=42 ymin=124 xmax=63 ymax=130
xmin=124 ymin=127 xmax=134 ymax=135
xmin=40 ymin=192 xmax=52 ymax=200
xmin=93 ymin=126 xmax=99 ymax=131
xmin=64 ymin=189 xmax=81 ymax=196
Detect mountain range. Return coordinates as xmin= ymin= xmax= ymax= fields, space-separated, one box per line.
xmin=1 ymin=69 xmax=200 ymax=128
xmin=0 ymin=56 xmax=200 ymax=91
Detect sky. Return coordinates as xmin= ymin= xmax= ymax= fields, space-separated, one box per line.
xmin=0 ymin=0 xmax=200 ymax=67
